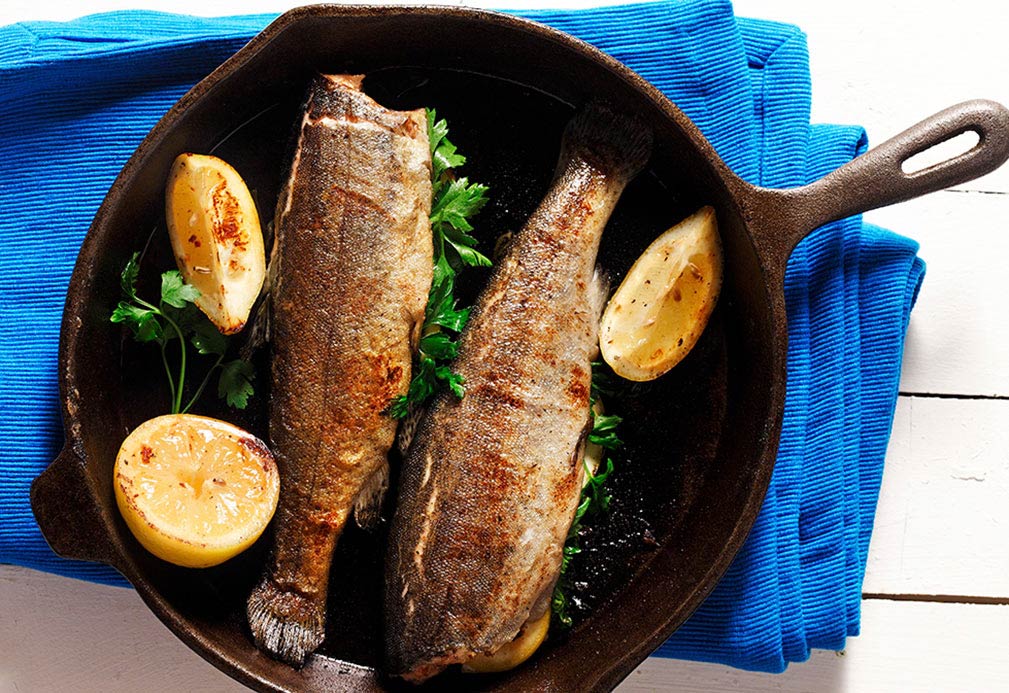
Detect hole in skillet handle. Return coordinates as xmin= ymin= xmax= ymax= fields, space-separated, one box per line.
xmin=901 ymin=129 xmax=981 ymax=175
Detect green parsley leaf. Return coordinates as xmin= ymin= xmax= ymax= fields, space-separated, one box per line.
xmin=190 ymin=315 xmax=228 ymax=356
xmin=428 ymin=109 xmax=449 ymax=155
xmin=589 ymin=412 xmax=624 ymax=449
xmin=160 ymin=270 xmax=201 ymax=308
xmin=551 ymin=588 xmax=573 ymax=628
xmin=433 ymin=137 xmax=466 ymax=182
xmin=432 ymin=178 xmax=488 ymax=232
xmin=112 ymin=255 xmax=251 ymax=414
xmin=590 ymin=360 xmax=618 ymax=399
xmin=390 ymin=356 xmax=438 ymax=419
xmin=388 ymin=395 xmax=411 ymax=419
xmin=434 ymin=365 xmax=466 ymax=398
xmin=120 ymin=252 xmax=141 ymax=301
xmin=218 ymin=358 xmax=255 ymax=409
xmin=560 ymin=543 xmax=581 ymax=573
xmin=425 ymin=273 xmax=471 ymax=333
xmin=110 ymin=302 xmax=163 ymax=342
xmin=552 ymin=364 xmax=624 ymax=628
xmin=393 ymin=110 xmax=489 ymax=418
xmin=419 ymin=332 xmax=460 ymax=361
xmin=584 ymin=457 xmax=615 ymax=515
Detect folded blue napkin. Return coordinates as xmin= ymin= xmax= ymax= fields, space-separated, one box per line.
xmin=0 ymin=0 xmax=924 ymax=674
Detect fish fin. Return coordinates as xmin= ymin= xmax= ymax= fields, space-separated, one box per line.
xmin=247 ymin=578 xmax=326 ymax=666
xmin=265 ymin=219 xmax=281 ymax=301
xmin=353 ymin=461 xmax=389 ymax=530
xmin=492 ymin=230 xmax=514 ymax=263
xmin=588 ymin=269 xmax=611 ymax=361
xmin=561 ymin=101 xmax=652 ymax=180
xmin=239 ymin=221 xmax=278 ymax=360
xmin=396 ymin=405 xmax=425 ymax=457
xmin=239 ymin=296 xmax=271 ymax=360
xmin=589 ymin=267 xmax=611 ymax=318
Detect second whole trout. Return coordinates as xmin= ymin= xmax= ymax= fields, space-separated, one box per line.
xmin=385 ymin=103 xmax=652 ymax=682
xmin=248 ymin=74 xmax=432 ymax=665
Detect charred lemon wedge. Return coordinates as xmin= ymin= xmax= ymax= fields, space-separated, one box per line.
xmin=600 ymin=206 xmax=722 ymax=381
xmin=113 ymin=414 xmax=279 ymax=568
xmin=463 ymin=611 xmax=551 ymax=674
xmin=166 ymin=153 xmax=266 ymax=334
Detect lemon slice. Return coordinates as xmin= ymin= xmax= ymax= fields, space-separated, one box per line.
xmin=113 ymin=414 xmax=279 ymax=568
xmin=166 ymin=153 xmax=266 ymax=334
xmin=463 ymin=611 xmax=550 ymax=674
xmin=600 ymin=206 xmax=722 ymax=382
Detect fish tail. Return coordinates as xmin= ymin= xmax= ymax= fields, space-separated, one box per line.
xmin=247 ymin=578 xmax=326 ymax=666
xmin=561 ymin=101 xmax=653 ymax=179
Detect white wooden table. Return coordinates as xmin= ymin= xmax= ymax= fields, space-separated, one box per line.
xmin=3 ymin=1 xmax=1008 ymax=691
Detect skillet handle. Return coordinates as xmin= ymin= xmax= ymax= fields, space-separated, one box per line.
xmin=30 ymin=446 xmax=122 ymax=570
xmin=744 ymin=99 xmax=1009 ymax=278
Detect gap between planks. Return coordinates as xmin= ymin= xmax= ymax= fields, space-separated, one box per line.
xmin=863 ymin=593 xmax=1009 ymax=606
xmin=899 ymin=392 xmax=1009 ymax=402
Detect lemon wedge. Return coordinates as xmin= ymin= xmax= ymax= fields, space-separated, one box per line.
xmin=463 ymin=611 xmax=551 ymax=674
xmin=166 ymin=153 xmax=266 ymax=334
xmin=600 ymin=206 xmax=722 ymax=382
xmin=113 ymin=414 xmax=279 ymax=568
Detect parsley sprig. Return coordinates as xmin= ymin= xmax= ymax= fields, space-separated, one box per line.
xmin=110 ymin=252 xmax=254 ymax=414
xmin=389 ymin=110 xmax=490 ymax=418
xmin=552 ymin=361 xmax=622 ymax=628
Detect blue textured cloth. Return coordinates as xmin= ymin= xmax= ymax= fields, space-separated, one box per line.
xmin=0 ymin=0 xmax=924 ymax=674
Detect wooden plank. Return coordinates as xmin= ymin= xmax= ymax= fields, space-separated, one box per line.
xmin=863 ymin=396 xmax=1009 ymax=598
xmin=3 ymin=566 xmax=1007 ymax=692
xmin=620 ymin=599 xmax=1009 ymax=692
xmin=865 ymin=192 xmax=1009 ymax=397
xmin=732 ymin=0 xmax=1009 ymax=194
xmin=0 ymin=565 xmax=245 ymax=693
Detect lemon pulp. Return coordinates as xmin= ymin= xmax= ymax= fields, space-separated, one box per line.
xmin=600 ymin=206 xmax=722 ymax=381
xmin=166 ymin=153 xmax=266 ymax=334
xmin=114 ymin=414 xmax=279 ymax=568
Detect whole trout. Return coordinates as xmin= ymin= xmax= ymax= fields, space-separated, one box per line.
xmin=385 ymin=104 xmax=651 ymax=682
xmin=248 ymin=74 xmax=432 ymax=665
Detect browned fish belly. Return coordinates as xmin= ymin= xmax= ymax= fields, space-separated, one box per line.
xmin=384 ymin=104 xmax=651 ymax=682
xmin=247 ymin=74 xmax=432 ymax=665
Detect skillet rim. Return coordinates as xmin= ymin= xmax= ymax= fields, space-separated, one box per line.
xmin=49 ymin=4 xmax=786 ymax=691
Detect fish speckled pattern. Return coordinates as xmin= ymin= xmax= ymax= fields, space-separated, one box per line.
xmin=385 ymin=104 xmax=651 ymax=683
xmin=247 ymin=74 xmax=432 ymax=666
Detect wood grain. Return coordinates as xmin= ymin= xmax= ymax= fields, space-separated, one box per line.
xmin=620 ymin=599 xmax=1009 ymax=693
xmin=730 ymin=0 xmax=1009 ymax=194
xmin=4 ymin=566 xmax=1007 ymax=693
xmin=864 ymin=192 xmax=1009 ymax=397
xmin=865 ymin=396 xmax=1009 ymax=597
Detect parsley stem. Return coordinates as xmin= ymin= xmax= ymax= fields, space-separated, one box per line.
xmin=158 ymin=306 xmax=187 ymax=414
xmin=133 ymin=296 xmax=160 ymax=313
xmin=181 ymin=354 xmax=225 ymax=414
xmin=130 ymin=296 xmax=180 ymax=410
xmin=159 ymin=341 xmax=177 ymax=411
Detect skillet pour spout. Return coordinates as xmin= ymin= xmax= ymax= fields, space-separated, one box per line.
xmin=28 ymin=4 xmax=1009 ymax=693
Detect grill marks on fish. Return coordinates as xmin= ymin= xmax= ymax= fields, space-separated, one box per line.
xmin=385 ymin=103 xmax=651 ymax=682
xmin=247 ymin=73 xmax=432 ymax=666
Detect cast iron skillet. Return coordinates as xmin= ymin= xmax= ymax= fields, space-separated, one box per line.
xmin=29 ymin=5 xmax=1009 ymax=692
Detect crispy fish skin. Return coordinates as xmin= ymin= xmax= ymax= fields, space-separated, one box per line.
xmin=247 ymin=74 xmax=432 ymax=666
xmin=385 ymin=104 xmax=651 ymax=682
